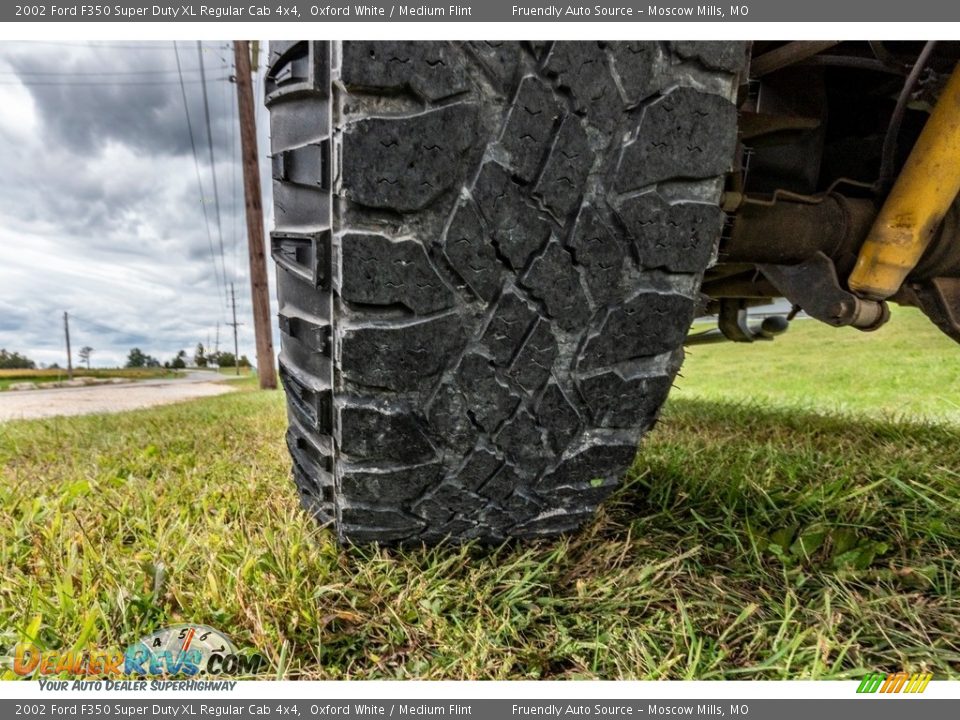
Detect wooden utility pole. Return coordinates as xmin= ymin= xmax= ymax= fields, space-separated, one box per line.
xmin=228 ymin=283 xmax=241 ymax=377
xmin=63 ymin=311 xmax=73 ymax=380
xmin=233 ymin=40 xmax=277 ymax=390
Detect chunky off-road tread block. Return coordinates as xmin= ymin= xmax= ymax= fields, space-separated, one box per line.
xmin=267 ymin=41 xmax=745 ymax=544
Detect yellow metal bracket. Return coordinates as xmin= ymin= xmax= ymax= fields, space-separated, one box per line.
xmin=849 ymin=62 xmax=960 ymax=300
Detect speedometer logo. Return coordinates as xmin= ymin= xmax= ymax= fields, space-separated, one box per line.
xmin=125 ymin=624 xmax=261 ymax=676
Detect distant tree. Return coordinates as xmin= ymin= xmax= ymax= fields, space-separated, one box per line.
xmin=49 ymin=362 xmax=61 ymax=370
xmin=126 ymin=348 xmax=148 ymax=368
xmin=238 ymin=354 xmax=251 ymax=368
xmin=78 ymin=346 xmax=94 ymax=370
xmin=171 ymin=349 xmax=187 ymax=370
xmin=216 ymin=352 xmax=236 ymax=368
xmin=194 ymin=343 xmax=208 ymax=368
xmin=126 ymin=348 xmax=160 ymax=368
xmin=0 ymin=349 xmax=37 ymax=369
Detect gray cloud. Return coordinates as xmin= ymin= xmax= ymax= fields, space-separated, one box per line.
xmin=3 ymin=42 xmax=237 ymax=157
xmin=0 ymin=40 xmax=277 ymax=369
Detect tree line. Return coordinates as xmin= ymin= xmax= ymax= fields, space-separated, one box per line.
xmin=0 ymin=349 xmax=36 ymax=369
xmin=0 ymin=346 xmax=250 ymax=371
xmin=125 ymin=344 xmax=251 ymax=369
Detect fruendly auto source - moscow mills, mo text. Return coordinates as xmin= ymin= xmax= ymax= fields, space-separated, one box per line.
xmin=512 ymin=4 xmax=741 ymax=17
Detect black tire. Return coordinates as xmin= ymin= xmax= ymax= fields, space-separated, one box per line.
xmin=266 ymin=41 xmax=745 ymax=544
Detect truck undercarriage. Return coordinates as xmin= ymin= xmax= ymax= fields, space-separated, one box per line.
xmin=706 ymin=41 xmax=960 ymax=344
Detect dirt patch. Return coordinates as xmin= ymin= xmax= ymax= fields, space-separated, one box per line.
xmin=0 ymin=379 xmax=236 ymax=422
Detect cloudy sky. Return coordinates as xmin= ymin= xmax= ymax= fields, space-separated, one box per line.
xmin=0 ymin=40 xmax=276 ymax=368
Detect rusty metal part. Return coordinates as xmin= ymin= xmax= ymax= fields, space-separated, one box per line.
xmin=914 ymin=278 xmax=960 ymax=341
xmin=739 ymin=111 xmax=821 ymax=143
xmin=723 ymin=177 xmax=877 ymax=211
xmin=686 ymin=315 xmax=789 ymax=346
xmin=801 ymin=55 xmax=907 ymax=75
xmin=751 ymin=42 xmax=842 ymax=77
xmin=909 ymin=193 xmax=960 ymax=280
xmin=848 ymin=62 xmax=960 ymax=300
xmin=722 ymin=194 xmax=877 ymax=266
xmin=702 ymin=272 xmax=781 ymax=299
xmin=895 ymin=278 xmax=960 ymax=343
xmin=718 ymin=299 xmax=756 ymax=342
xmin=761 ymin=252 xmax=890 ymax=330
xmin=798 ymin=42 xmax=910 ymax=75
xmin=719 ymin=187 xmax=960 ymax=283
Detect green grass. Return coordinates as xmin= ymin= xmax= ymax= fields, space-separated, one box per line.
xmin=680 ymin=306 xmax=960 ymax=422
xmin=0 ymin=312 xmax=958 ymax=680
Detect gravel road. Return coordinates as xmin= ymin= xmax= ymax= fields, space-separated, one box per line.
xmin=0 ymin=371 xmax=240 ymax=422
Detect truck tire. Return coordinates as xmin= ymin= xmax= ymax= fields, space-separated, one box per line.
xmin=266 ymin=41 xmax=745 ymax=544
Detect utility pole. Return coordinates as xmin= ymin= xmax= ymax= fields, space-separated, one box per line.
xmin=233 ymin=40 xmax=277 ymax=390
xmin=215 ymin=321 xmax=220 ymax=355
xmin=229 ymin=283 xmax=241 ymax=377
xmin=63 ymin=311 xmax=73 ymax=380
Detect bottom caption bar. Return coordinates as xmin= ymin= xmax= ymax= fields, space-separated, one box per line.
xmin=5 ymin=700 xmax=958 ymax=720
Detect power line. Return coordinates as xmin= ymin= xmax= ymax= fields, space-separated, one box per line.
xmin=63 ymin=311 xmax=74 ymax=380
xmin=228 ymin=283 xmax=242 ymax=376
xmin=197 ymin=40 xmax=228 ymax=306
xmin=173 ymin=40 xmax=225 ymax=307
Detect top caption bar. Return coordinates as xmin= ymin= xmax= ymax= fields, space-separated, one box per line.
xmin=8 ymin=0 xmax=960 ymax=22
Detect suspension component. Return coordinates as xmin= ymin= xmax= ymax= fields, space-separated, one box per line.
xmin=762 ymin=252 xmax=890 ymax=330
xmin=848 ymin=62 xmax=960 ymax=300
